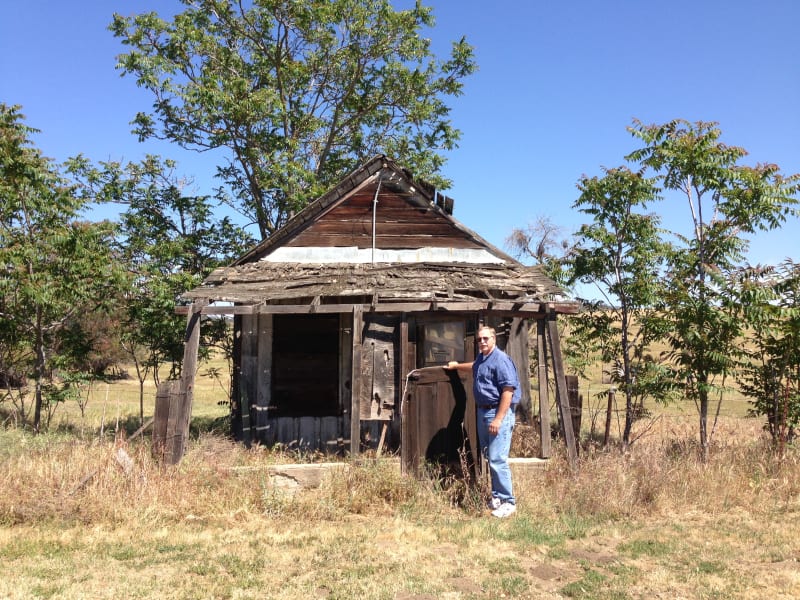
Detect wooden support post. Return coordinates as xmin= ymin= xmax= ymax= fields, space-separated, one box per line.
xmin=153 ymin=380 xmax=186 ymax=465
xmin=399 ymin=316 xmax=410 ymax=471
xmin=152 ymin=382 xmax=171 ymax=460
xmin=172 ymin=300 xmax=204 ymax=464
xmin=566 ymin=375 xmax=581 ymax=455
xmin=376 ymin=422 xmax=388 ymax=458
xmin=536 ymin=318 xmax=551 ymax=459
xmin=230 ymin=315 xmax=243 ymax=442
xmin=256 ymin=314 xmax=273 ymax=440
xmin=546 ymin=307 xmax=578 ymax=468
xmin=350 ymin=305 xmax=363 ymax=457
xmin=168 ymin=384 xmax=189 ymax=465
xmin=603 ymin=387 xmax=615 ymax=448
xmin=240 ymin=313 xmax=258 ymax=448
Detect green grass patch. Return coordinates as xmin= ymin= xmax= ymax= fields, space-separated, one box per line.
xmin=618 ymin=538 xmax=673 ymax=559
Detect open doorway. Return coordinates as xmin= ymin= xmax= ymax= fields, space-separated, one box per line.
xmin=271 ymin=314 xmax=340 ymax=417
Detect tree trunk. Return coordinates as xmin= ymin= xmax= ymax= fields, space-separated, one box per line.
xmin=699 ymin=389 xmax=709 ymax=462
xmin=32 ymin=307 xmax=44 ymax=433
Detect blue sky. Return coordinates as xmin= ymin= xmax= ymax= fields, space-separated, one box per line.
xmin=3 ymin=0 xmax=799 ymax=269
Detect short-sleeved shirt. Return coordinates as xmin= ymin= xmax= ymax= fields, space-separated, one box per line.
xmin=472 ymin=347 xmax=521 ymax=406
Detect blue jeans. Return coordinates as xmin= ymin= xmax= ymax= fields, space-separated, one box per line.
xmin=476 ymin=406 xmax=515 ymax=505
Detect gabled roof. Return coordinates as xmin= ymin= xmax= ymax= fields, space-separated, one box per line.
xmin=233 ymin=155 xmax=519 ymax=266
xmin=184 ymin=156 xmax=577 ymax=315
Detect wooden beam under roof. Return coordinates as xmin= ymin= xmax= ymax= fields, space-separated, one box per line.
xmin=176 ymin=300 xmax=579 ymax=317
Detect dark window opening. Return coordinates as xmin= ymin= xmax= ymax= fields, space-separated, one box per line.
xmin=419 ymin=320 xmax=467 ymax=367
xmin=272 ymin=314 xmax=340 ymax=417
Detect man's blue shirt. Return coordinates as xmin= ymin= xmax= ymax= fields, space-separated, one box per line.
xmin=472 ymin=347 xmax=521 ymax=406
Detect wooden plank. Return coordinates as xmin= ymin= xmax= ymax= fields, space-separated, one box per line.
xmin=536 ymin=318 xmax=551 ymax=459
xmin=175 ymin=304 xmax=258 ymax=316
xmin=350 ymin=305 xmax=363 ymax=456
xmin=339 ymin=312 xmax=353 ymax=417
xmin=152 ymin=382 xmax=171 ymax=460
xmin=172 ymin=387 xmax=192 ymax=464
xmin=231 ymin=315 xmax=244 ymax=443
xmin=546 ymin=309 xmax=577 ymax=468
xmin=255 ymin=313 xmax=272 ymax=437
xmin=319 ymin=416 xmax=344 ymax=453
xmin=401 ymin=370 xmax=414 ymax=474
xmin=190 ymin=301 xmax=557 ymax=318
xmin=298 ymin=416 xmax=317 ymax=450
xmin=463 ymin=319 xmax=480 ymax=478
xmin=175 ymin=300 xmax=204 ymax=463
xmin=505 ymin=317 xmax=532 ymax=422
xmin=275 ymin=417 xmax=296 ymax=449
xmin=164 ymin=381 xmax=185 ymax=465
xmin=603 ymin=388 xmax=615 ymax=448
xmin=399 ymin=316 xmax=409 ymax=468
xmin=338 ymin=191 xmax=428 ymax=210
xmin=567 ymin=374 xmax=582 ymax=443
xmin=240 ymin=313 xmax=258 ymax=448
xmin=316 ymin=210 xmax=445 ymax=225
xmin=360 ymin=315 xmax=399 ymax=421
xmin=301 ymin=220 xmax=467 ymax=236
xmin=254 ymin=302 xmax=495 ymax=314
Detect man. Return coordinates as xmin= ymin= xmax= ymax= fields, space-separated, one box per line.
xmin=446 ymin=326 xmax=520 ymax=518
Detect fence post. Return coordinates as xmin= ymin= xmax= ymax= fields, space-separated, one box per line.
xmin=603 ymin=387 xmax=616 ymax=448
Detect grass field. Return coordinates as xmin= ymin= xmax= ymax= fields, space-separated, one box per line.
xmin=1 ymin=360 xmax=799 ymax=599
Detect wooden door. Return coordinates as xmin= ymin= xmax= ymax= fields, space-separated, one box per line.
xmin=401 ymin=367 xmax=479 ymax=479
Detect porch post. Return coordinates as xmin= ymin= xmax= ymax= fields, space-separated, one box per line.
xmin=545 ymin=306 xmax=578 ymax=468
xmin=350 ymin=305 xmax=363 ymax=456
xmin=536 ymin=318 xmax=552 ymax=459
xmin=174 ymin=299 xmax=205 ymax=463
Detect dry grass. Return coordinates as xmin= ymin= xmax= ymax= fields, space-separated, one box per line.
xmin=2 ymin=369 xmax=800 ymax=598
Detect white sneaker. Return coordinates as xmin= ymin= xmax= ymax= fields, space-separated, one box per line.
xmin=487 ymin=497 xmax=501 ymax=510
xmin=491 ymin=502 xmax=516 ymax=518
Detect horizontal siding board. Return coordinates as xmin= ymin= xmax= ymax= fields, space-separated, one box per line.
xmin=298 ymin=220 xmax=465 ymax=236
xmin=340 ymin=191 xmax=422 ymax=210
xmin=317 ymin=206 xmax=442 ymax=223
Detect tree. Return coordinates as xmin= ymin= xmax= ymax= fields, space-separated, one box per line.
xmin=111 ymin=0 xmax=476 ymax=239
xmin=0 ymin=104 xmax=123 ymax=432
xmin=69 ymin=155 xmax=254 ymax=424
xmin=735 ymin=260 xmax=800 ymax=453
xmin=627 ymin=119 xmax=799 ymax=460
xmin=570 ymin=166 xmax=673 ymax=448
xmin=507 ymin=215 xmax=573 ymax=287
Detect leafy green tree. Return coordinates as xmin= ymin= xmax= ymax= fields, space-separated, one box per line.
xmin=0 ymin=104 xmax=123 ymax=432
xmin=570 ymin=166 xmax=673 ymax=448
xmin=627 ymin=119 xmax=799 ymax=460
xmin=735 ymin=260 xmax=800 ymax=452
xmin=69 ymin=155 xmax=253 ymax=423
xmin=111 ymin=0 xmax=476 ymax=239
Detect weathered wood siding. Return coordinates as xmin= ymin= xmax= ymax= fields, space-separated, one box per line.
xmin=286 ymin=183 xmax=485 ymax=250
xmin=240 ymin=313 xmax=258 ymax=444
xmin=359 ymin=314 xmax=400 ymax=421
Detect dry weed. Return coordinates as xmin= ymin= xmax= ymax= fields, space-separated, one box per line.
xmin=519 ymin=415 xmax=800 ymax=523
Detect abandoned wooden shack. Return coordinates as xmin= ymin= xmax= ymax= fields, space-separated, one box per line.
xmin=173 ymin=155 xmax=579 ymax=470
